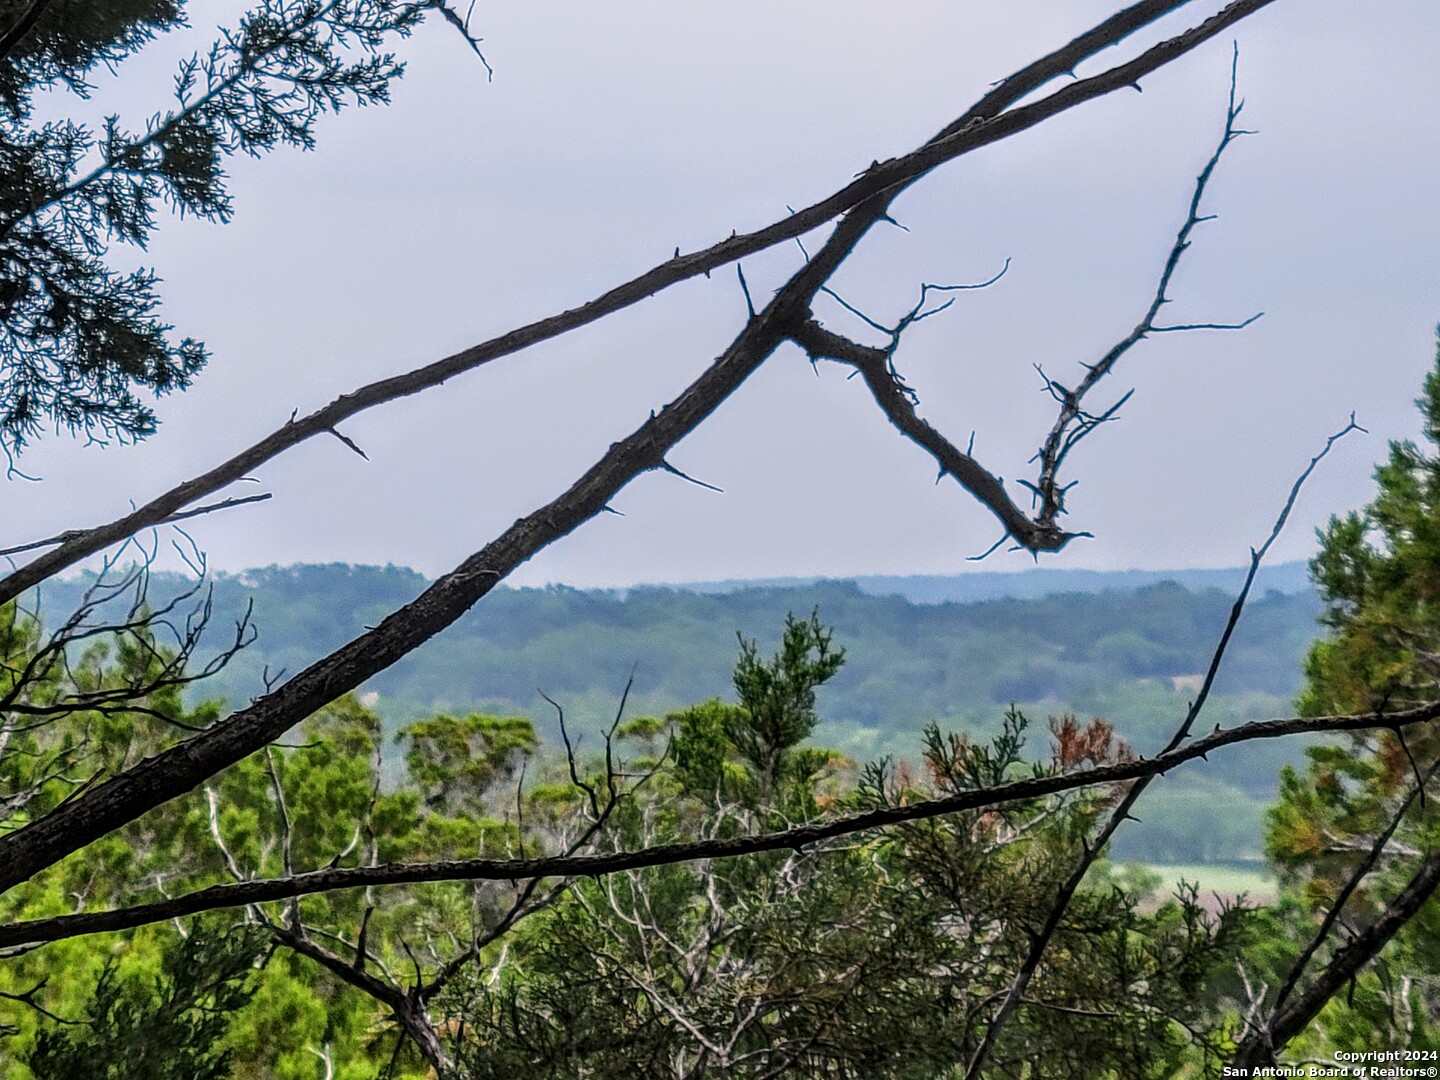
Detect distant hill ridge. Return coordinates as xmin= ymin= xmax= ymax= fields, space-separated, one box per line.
xmin=45 ymin=558 xmax=1317 ymax=606
xmin=26 ymin=560 xmax=1324 ymax=864
xmin=665 ymin=561 xmax=1314 ymax=605
xmin=31 ymin=560 xmax=1320 ymax=743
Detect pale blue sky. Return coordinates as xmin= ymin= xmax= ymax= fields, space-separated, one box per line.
xmin=7 ymin=1 xmax=1440 ymax=587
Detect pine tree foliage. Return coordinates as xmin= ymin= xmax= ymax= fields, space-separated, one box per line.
xmin=22 ymin=920 xmax=264 ymax=1080
xmin=0 ymin=0 xmax=444 ymax=457
xmin=1263 ymin=334 xmax=1440 ymax=1054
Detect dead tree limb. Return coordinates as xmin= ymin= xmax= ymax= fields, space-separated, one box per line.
xmin=790 ymin=318 xmax=1042 ymax=546
xmin=1027 ymin=45 xmax=1260 ymax=529
xmin=1 ymin=697 xmax=1436 ymax=950
xmin=961 ymin=414 xmax=1360 ymax=1079
xmin=0 ymin=493 xmax=273 ymax=561
xmin=0 ymin=0 xmax=1280 ymax=605
xmin=1231 ymin=838 xmax=1440 ymax=1069
xmin=1227 ymin=745 xmax=1440 ymax=1067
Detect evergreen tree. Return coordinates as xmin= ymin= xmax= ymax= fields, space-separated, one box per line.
xmin=1264 ymin=333 xmax=1440 ymax=1054
xmin=445 ymin=620 xmax=1249 ymax=1079
xmin=0 ymin=0 xmax=458 ymax=456
xmin=1300 ymin=332 xmax=1440 ymax=715
xmin=22 ymin=921 xmax=264 ymax=1080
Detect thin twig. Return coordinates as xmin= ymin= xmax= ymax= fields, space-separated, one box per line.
xmin=0 ymin=493 xmax=272 ymax=559
xmin=0 ymin=0 xmax=1278 ymax=607
xmin=962 ymin=415 xmax=1360 ymax=1078
xmin=1269 ymin=755 xmax=1440 ymax=1017
xmin=0 ymin=0 xmax=1286 ymax=904
xmin=1029 ymin=44 xmax=1260 ymax=528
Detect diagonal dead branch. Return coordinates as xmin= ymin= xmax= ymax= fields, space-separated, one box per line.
xmin=435 ymin=0 xmax=493 ymax=80
xmin=790 ymin=317 xmax=1066 ymax=549
xmin=1269 ymin=753 xmax=1440 ymax=1023
xmin=1029 ymin=44 xmax=1260 ymax=527
xmin=0 ymin=976 xmax=79 ymax=1026
xmin=327 ymin=428 xmax=369 ymax=460
xmin=0 ymin=0 xmax=1284 ymax=902
xmin=1231 ymin=836 xmax=1440 ymax=1068
xmin=0 ymin=0 xmax=1279 ymax=606
xmin=0 ymin=492 xmax=272 ymax=561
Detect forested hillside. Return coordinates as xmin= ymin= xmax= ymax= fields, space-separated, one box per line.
xmin=34 ymin=563 xmax=1320 ymax=863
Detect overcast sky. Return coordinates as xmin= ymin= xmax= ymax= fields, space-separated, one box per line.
xmin=7 ymin=1 xmax=1440 ymax=588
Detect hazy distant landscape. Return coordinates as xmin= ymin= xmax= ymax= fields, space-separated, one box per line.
xmin=35 ymin=560 xmax=1322 ymax=866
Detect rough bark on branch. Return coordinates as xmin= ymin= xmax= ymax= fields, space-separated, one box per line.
xmin=0 ymin=0 xmax=1276 ymax=604
xmin=1231 ymin=841 xmax=1440 ymax=1068
xmin=961 ymin=413 xmax=1357 ymax=1078
xmin=1 ymin=699 xmax=1434 ymax=950
xmin=789 ymin=319 xmax=1050 ymax=547
xmin=0 ymin=0 xmax=51 ymax=63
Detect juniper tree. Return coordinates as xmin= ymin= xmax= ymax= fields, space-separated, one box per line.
xmin=1253 ymin=336 xmax=1440 ymax=1057
xmin=446 ymin=638 xmax=1249 ymax=1080
xmin=0 ymin=0 xmax=474 ymax=460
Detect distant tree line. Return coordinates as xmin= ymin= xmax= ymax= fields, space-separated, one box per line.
xmin=32 ymin=565 xmax=1319 ymax=750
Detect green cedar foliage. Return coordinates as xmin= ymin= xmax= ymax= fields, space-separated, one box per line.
xmin=443 ymin=631 xmax=1250 ymax=1079
xmin=1263 ymin=333 xmax=1440 ymax=1054
xmin=0 ymin=0 xmax=434 ymax=454
xmin=403 ymin=712 xmax=538 ymax=816
xmin=49 ymin=566 xmax=1318 ymax=813
xmin=0 ymin=584 xmax=537 ymax=1077
xmin=22 ymin=922 xmax=264 ymax=1080
xmin=673 ymin=609 xmax=844 ymax=812
xmin=0 ymin=586 xmax=1255 ymax=1077
xmin=1301 ymin=333 xmax=1440 ymax=716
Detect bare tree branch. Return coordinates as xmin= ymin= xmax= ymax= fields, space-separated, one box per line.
xmin=0 ymin=0 xmax=1279 ymax=606
xmin=1272 ymin=756 xmax=1440 ymax=1019
xmin=1028 ymin=43 xmax=1260 ymax=529
xmin=0 ymin=1 xmax=1285 ymax=897
xmin=0 ymin=565 xmax=255 ymax=729
xmin=239 ymin=680 xmax=652 ymax=1070
xmin=790 ymin=318 xmax=1051 ymax=547
xmin=2 ymin=698 xmax=1435 ymax=950
xmin=961 ymin=414 xmax=1360 ymax=1078
xmin=0 ymin=493 xmax=272 ymax=561
xmin=798 ymin=48 xmax=1258 ymax=556
xmin=1231 ymin=840 xmax=1440 ymax=1069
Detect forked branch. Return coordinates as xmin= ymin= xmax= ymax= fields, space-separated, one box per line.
xmin=0 ymin=1 xmax=1287 ymax=896
xmin=0 ymin=0 xmax=1281 ymax=605
xmin=1232 ymin=837 xmax=1440 ymax=1068
xmin=1029 ymin=45 xmax=1261 ymax=529
xmin=789 ymin=317 xmax=1067 ymax=550
xmin=962 ymin=415 xmax=1360 ymax=1078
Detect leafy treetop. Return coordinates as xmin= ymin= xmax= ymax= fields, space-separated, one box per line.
xmin=1264 ymin=334 xmax=1440 ymax=1055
